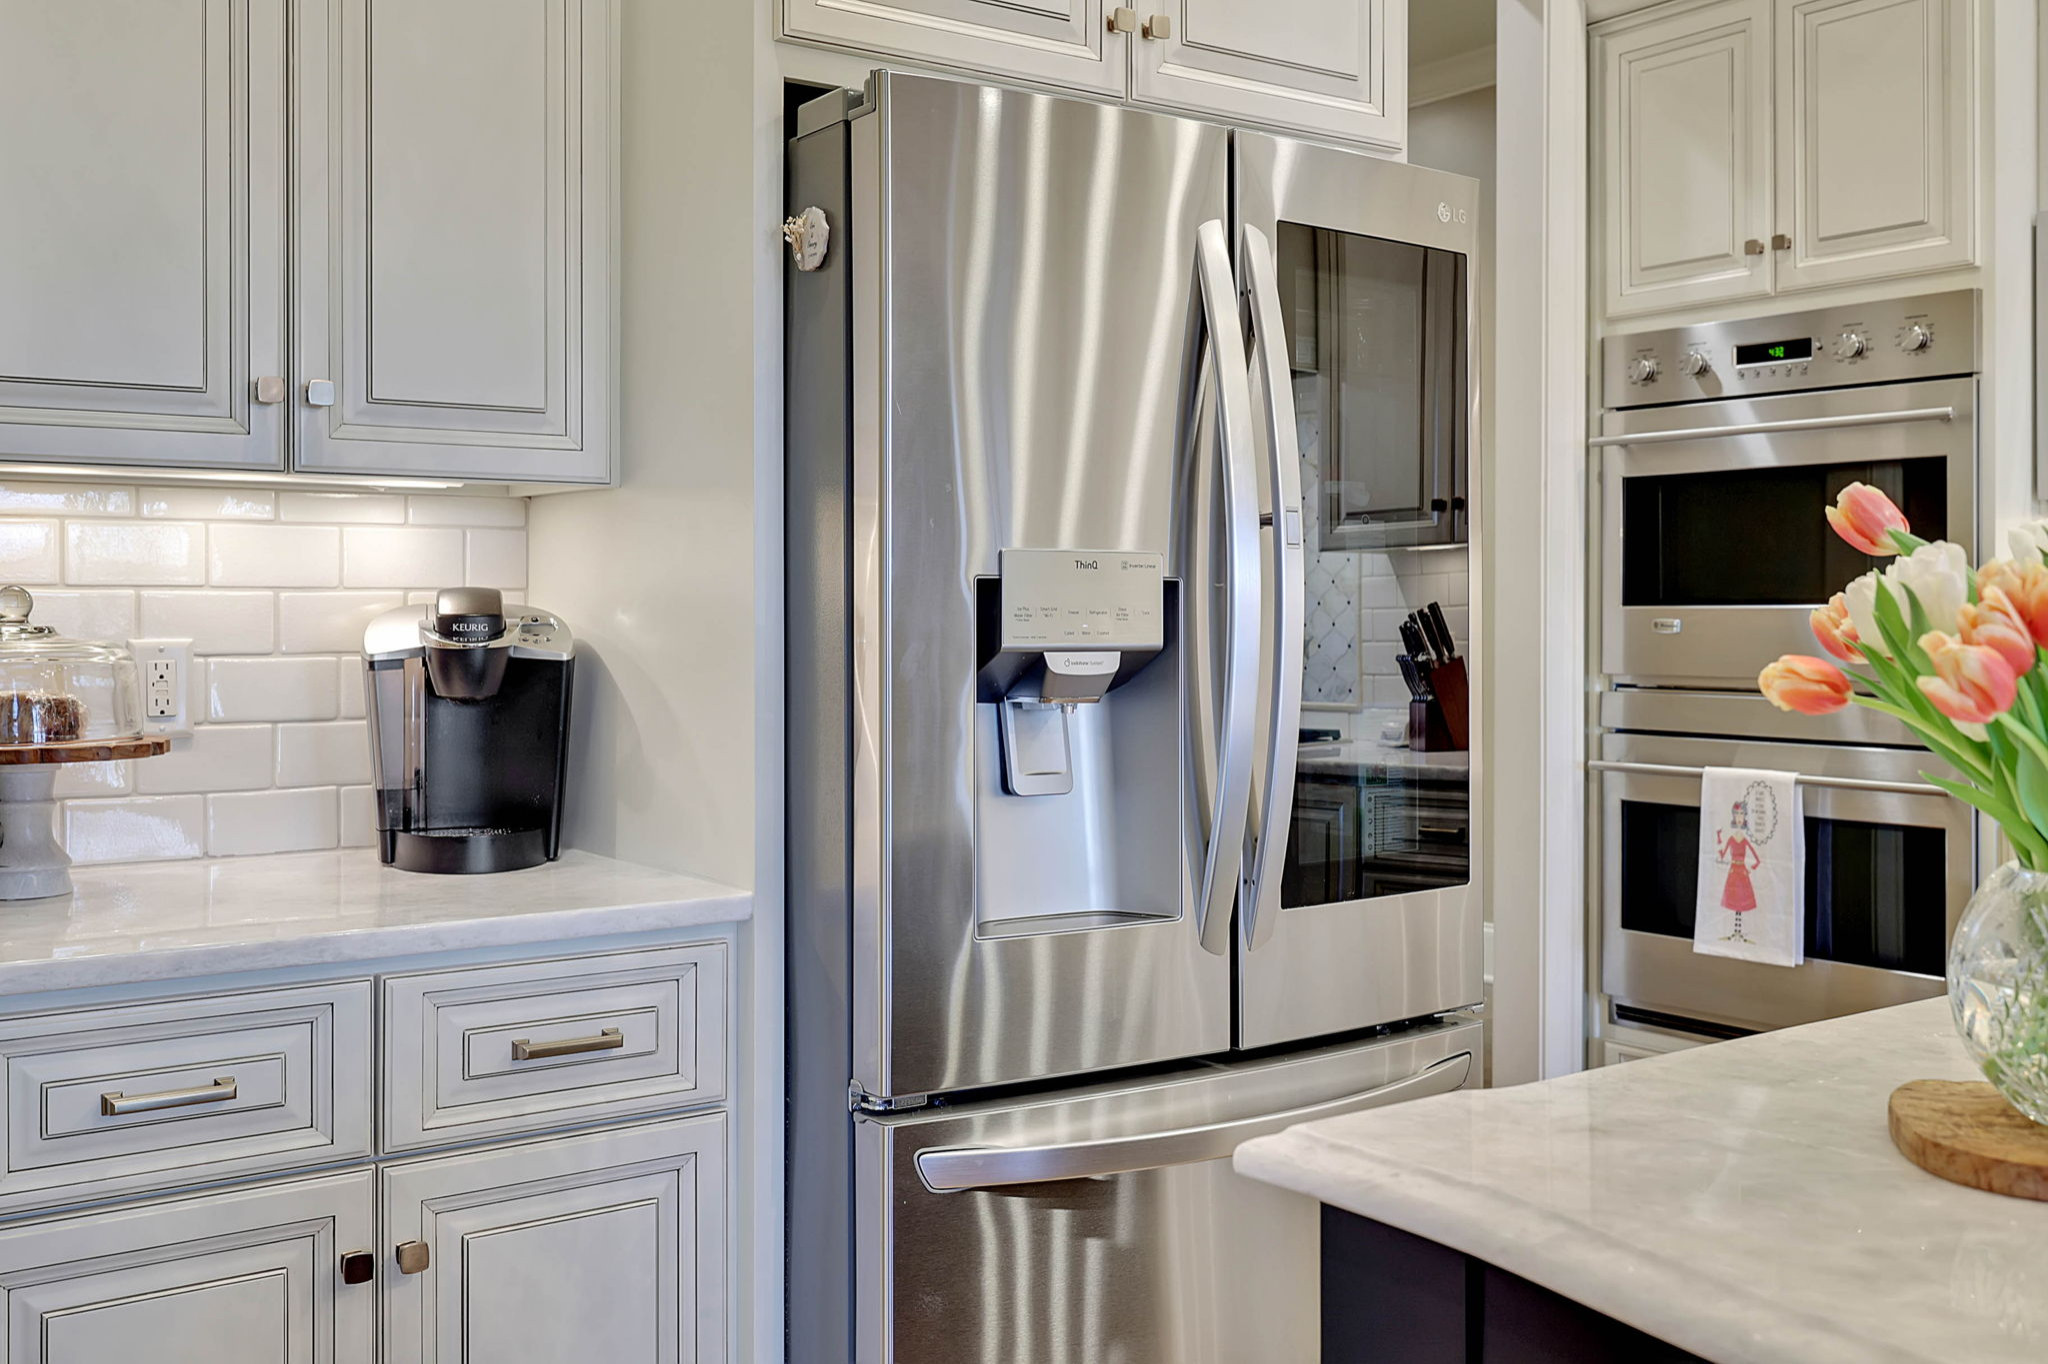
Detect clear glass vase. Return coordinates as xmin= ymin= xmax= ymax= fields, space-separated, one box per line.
xmin=1949 ymin=860 xmax=2048 ymax=1124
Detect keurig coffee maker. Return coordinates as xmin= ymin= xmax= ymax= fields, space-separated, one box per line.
xmin=363 ymin=588 xmax=573 ymax=873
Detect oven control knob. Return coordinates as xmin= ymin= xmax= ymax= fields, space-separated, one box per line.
xmin=1629 ymin=356 xmax=1661 ymax=384
xmin=1901 ymin=323 xmax=1933 ymax=352
xmin=1678 ymin=349 xmax=1711 ymax=377
xmin=1834 ymin=330 xmax=1869 ymax=359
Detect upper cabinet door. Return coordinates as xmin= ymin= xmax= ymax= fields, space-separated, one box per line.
xmin=1128 ymin=0 xmax=1405 ymax=148
xmin=0 ymin=0 xmax=288 ymax=470
xmin=1774 ymin=0 xmax=1975 ymax=291
xmin=296 ymin=0 xmax=613 ymax=483
xmin=1593 ymin=0 xmax=1773 ymax=319
xmin=780 ymin=0 xmax=1124 ymax=98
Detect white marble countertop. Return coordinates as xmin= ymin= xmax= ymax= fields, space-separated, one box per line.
xmin=0 ymin=849 xmax=750 ymax=995
xmin=1236 ymin=999 xmax=2048 ymax=1364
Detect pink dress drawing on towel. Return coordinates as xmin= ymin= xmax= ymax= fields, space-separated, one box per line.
xmin=1716 ymin=801 xmax=1762 ymax=941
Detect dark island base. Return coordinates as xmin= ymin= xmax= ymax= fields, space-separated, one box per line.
xmin=1322 ymin=1207 xmax=1711 ymax=1364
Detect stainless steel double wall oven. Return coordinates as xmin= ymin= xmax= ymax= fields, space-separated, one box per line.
xmin=787 ymin=71 xmax=1482 ymax=1363
xmin=1594 ymin=292 xmax=1981 ymax=1039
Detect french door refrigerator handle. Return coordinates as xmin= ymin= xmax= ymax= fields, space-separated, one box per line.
xmin=1238 ymin=223 xmax=1305 ymax=952
xmin=913 ymin=1051 xmax=1473 ymax=1191
xmin=1185 ymin=217 xmax=1261 ymax=957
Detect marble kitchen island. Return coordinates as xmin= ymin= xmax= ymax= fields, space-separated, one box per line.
xmin=1236 ymin=998 xmax=2048 ymax=1364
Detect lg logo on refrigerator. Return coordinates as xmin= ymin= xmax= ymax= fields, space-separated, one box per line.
xmin=1437 ymin=202 xmax=1468 ymax=225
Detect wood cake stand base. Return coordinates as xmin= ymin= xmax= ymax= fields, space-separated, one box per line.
xmin=0 ymin=738 xmax=171 ymax=900
xmin=1890 ymin=1078 xmax=2048 ymax=1201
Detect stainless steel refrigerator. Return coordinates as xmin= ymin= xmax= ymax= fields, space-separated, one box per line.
xmin=787 ymin=69 xmax=1483 ymax=1364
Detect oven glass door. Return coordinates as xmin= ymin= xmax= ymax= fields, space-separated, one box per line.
xmin=1599 ymin=736 xmax=1974 ymax=1032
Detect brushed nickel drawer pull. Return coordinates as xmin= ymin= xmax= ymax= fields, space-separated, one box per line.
xmin=100 ymin=1075 xmax=238 ymax=1116
xmin=511 ymin=1027 xmax=623 ymax=1061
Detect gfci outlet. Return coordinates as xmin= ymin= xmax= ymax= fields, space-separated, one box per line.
xmin=128 ymin=639 xmax=194 ymax=738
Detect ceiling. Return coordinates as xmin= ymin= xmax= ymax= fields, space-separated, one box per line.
xmin=1410 ymin=0 xmax=1496 ymax=68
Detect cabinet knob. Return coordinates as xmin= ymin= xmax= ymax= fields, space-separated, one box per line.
xmin=253 ymin=375 xmax=286 ymax=404
xmin=1770 ymin=232 xmax=1792 ymax=251
xmin=395 ymin=1240 xmax=431 ymax=1275
xmin=340 ymin=1251 xmax=375 ymax=1285
xmin=1743 ymin=238 xmax=1765 ymax=256
xmin=1108 ymin=7 xmax=1136 ymax=32
xmin=1142 ymin=12 xmax=1172 ymax=38
xmin=305 ymin=378 xmax=336 ymax=407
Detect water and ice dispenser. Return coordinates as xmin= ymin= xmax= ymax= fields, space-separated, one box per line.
xmin=974 ymin=550 xmax=1181 ymax=930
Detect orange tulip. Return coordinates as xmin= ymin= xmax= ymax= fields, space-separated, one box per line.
xmin=1759 ymin=655 xmax=1852 ymax=715
xmin=1917 ymin=632 xmax=2019 ymax=725
xmin=1825 ymin=482 xmax=1910 ymax=556
xmin=1959 ymin=585 xmax=2037 ymax=677
xmin=1978 ymin=559 xmax=2048 ymax=648
xmin=1810 ymin=592 xmax=1860 ymax=661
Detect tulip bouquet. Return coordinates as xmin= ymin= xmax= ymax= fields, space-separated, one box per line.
xmin=1759 ymin=483 xmax=2048 ymax=870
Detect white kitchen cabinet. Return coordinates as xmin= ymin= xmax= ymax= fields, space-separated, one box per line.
xmin=382 ymin=1115 xmax=726 ymax=1364
xmin=1129 ymin=0 xmax=1405 ymax=148
xmin=1593 ymin=0 xmax=1773 ymax=318
xmin=0 ymin=0 xmax=289 ymax=470
xmin=0 ymin=1169 xmax=376 ymax=1364
xmin=781 ymin=0 xmax=1122 ymax=97
xmin=294 ymin=0 xmax=613 ymax=482
xmin=1773 ymin=0 xmax=1974 ymax=290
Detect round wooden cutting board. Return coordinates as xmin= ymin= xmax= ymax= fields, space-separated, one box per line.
xmin=1890 ymin=1079 xmax=2048 ymax=1200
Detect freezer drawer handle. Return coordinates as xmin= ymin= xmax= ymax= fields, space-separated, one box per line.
xmin=100 ymin=1076 xmax=237 ymax=1117
xmin=913 ymin=1051 xmax=1471 ymax=1193
xmin=1588 ymin=759 xmax=1940 ymax=797
xmin=1588 ymin=405 xmax=1954 ymax=449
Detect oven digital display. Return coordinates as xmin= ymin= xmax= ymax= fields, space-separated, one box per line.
xmin=1734 ymin=337 xmax=1814 ymax=366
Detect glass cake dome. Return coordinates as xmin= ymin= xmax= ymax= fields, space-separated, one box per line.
xmin=0 ymin=586 xmax=142 ymax=745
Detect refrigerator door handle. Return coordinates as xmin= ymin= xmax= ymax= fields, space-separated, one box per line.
xmin=1186 ymin=217 xmax=1262 ymax=956
xmin=914 ymin=1051 xmax=1473 ymax=1192
xmin=1238 ymin=222 xmax=1306 ymax=951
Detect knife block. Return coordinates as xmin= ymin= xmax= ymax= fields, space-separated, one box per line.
xmin=1408 ymin=697 xmax=1456 ymax=752
xmin=1429 ymin=658 xmax=1470 ymax=751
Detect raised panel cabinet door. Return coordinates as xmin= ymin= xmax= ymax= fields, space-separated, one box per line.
xmin=1774 ymin=0 xmax=1975 ymax=290
xmin=779 ymin=0 xmax=1122 ymax=99
xmin=0 ymin=1169 xmax=375 ymax=1364
xmin=0 ymin=0 xmax=288 ymax=469
xmin=381 ymin=1114 xmax=726 ymax=1364
xmin=295 ymin=0 xmax=613 ymax=482
xmin=1593 ymin=0 xmax=1772 ymax=319
xmin=1129 ymin=0 xmax=1404 ymax=147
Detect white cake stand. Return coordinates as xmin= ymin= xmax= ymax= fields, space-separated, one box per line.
xmin=0 ymin=737 xmax=171 ymax=899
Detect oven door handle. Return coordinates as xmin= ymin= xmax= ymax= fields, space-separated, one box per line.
xmin=1588 ymin=760 xmax=1941 ymax=796
xmin=1588 ymin=405 xmax=1955 ymax=448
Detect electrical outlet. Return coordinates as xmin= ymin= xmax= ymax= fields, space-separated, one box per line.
xmin=128 ymin=639 xmax=194 ymax=737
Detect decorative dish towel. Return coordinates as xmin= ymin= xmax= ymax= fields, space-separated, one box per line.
xmin=1693 ymin=767 xmax=1804 ymax=967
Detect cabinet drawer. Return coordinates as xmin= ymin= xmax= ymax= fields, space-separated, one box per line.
xmin=0 ymin=982 xmax=372 ymax=1214
xmin=382 ymin=943 xmax=727 ymax=1151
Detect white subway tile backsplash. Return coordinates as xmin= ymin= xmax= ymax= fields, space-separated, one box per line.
xmin=465 ymin=529 xmax=527 ymax=589
xmin=140 ymin=590 xmax=277 ymax=655
xmin=337 ymin=658 xmax=367 ymax=719
xmin=407 ymin=494 xmax=526 ymax=527
xmin=280 ymin=491 xmax=406 ymax=525
xmin=65 ymin=796 xmax=206 ymax=864
xmin=208 ymin=657 xmax=340 ymax=722
xmin=0 ymin=483 xmax=134 ymax=516
xmin=0 ymin=521 xmax=62 ymax=584
xmin=53 ymin=760 xmax=132 ymax=798
xmin=278 ymin=591 xmax=403 ymax=654
xmin=339 ymin=784 xmax=376 ymax=847
xmin=277 ymin=720 xmax=372 ymax=787
xmin=65 ymin=521 xmax=205 ymax=586
xmin=29 ymin=590 xmax=138 ymax=643
xmin=342 ymin=527 xmax=464 ymax=588
xmin=135 ymin=725 xmax=275 ymax=795
xmin=139 ymin=486 xmax=275 ymax=520
xmin=207 ymin=787 xmax=339 ymax=857
xmin=208 ymin=524 xmax=342 ymax=588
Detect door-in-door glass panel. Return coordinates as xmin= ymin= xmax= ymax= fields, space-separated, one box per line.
xmin=1621 ymin=456 xmax=1947 ymax=607
xmin=1277 ymin=218 xmax=1471 ymax=912
xmin=1617 ymin=800 xmax=1947 ymax=973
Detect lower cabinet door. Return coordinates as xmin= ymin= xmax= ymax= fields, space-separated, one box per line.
xmin=381 ymin=1114 xmax=727 ymax=1364
xmin=0 ymin=1169 xmax=376 ymax=1363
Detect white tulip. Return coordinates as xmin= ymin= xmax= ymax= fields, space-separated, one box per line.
xmin=1843 ymin=571 xmax=1884 ymax=656
xmin=1843 ymin=541 xmax=1970 ymax=656
xmin=2010 ymin=520 xmax=2048 ymax=566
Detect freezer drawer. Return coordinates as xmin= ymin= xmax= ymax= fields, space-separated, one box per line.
xmin=850 ymin=1020 xmax=1481 ymax=1364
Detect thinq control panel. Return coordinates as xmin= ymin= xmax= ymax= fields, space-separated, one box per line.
xmin=999 ymin=549 xmax=1164 ymax=651
xmin=1602 ymin=289 xmax=1979 ymax=409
